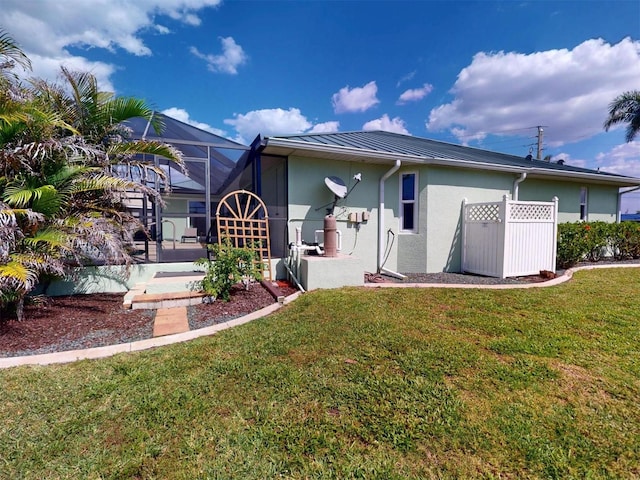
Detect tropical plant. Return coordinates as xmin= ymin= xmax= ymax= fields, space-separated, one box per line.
xmin=603 ymin=90 xmax=640 ymax=142
xmin=0 ymin=28 xmax=30 ymax=77
xmin=0 ymin=28 xmax=183 ymax=320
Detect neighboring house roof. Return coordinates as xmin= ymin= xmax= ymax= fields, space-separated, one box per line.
xmin=621 ymin=213 xmax=640 ymax=222
xmin=126 ymin=113 xmax=249 ymax=195
xmin=261 ymin=131 xmax=640 ymax=187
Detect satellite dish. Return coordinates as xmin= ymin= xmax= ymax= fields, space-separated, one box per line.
xmin=325 ymin=176 xmax=347 ymax=198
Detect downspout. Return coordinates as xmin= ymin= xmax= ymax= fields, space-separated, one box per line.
xmin=378 ymin=160 xmax=406 ymax=279
xmin=512 ymin=172 xmax=527 ymax=201
xmin=618 ymin=186 xmax=640 ymax=222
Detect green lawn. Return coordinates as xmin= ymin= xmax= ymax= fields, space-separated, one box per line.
xmin=1 ymin=268 xmax=639 ymax=479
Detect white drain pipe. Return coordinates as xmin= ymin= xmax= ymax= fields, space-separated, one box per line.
xmin=512 ymin=172 xmax=527 ymax=201
xmin=378 ymin=160 xmax=405 ymax=279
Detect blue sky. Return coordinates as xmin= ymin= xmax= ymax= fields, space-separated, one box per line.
xmin=2 ymin=0 xmax=640 ymax=208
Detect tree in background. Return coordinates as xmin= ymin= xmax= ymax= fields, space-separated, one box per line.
xmin=0 ymin=29 xmax=183 ymax=320
xmin=604 ymin=90 xmax=640 ymax=143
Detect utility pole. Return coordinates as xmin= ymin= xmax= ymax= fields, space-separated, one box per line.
xmin=536 ymin=126 xmax=544 ymax=160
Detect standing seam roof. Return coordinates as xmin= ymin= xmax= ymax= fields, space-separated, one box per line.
xmin=267 ymin=130 xmax=635 ymax=179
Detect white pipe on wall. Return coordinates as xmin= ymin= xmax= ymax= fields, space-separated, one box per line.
xmin=378 ymin=160 xmax=401 ymax=273
xmin=512 ymin=172 xmax=527 ymax=201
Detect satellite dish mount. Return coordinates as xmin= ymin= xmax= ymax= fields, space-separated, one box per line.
xmin=318 ymin=173 xmax=362 ymax=215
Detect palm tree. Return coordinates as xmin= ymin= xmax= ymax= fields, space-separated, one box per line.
xmin=604 ymin=90 xmax=640 ymax=143
xmin=0 ymin=29 xmax=183 ymax=320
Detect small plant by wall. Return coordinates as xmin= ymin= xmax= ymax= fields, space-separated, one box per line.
xmin=556 ymin=221 xmax=640 ymax=269
xmin=194 ymin=237 xmax=263 ymax=302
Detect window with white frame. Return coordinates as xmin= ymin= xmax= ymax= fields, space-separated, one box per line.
xmin=580 ymin=187 xmax=588 ymax=220
xmin=400 ymin=172 xmax=418 ymax=233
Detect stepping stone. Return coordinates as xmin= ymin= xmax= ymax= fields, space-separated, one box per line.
xmin=153 ymin=307 xmax=190 ymax=337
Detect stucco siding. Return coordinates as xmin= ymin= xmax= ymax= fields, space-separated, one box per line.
xmin=518 ymin=179 xmax=618 ymax=222
xmin=286 ymin=157 xmax=623 ymax=277
xmin=161 ymin=197 xmax=189 ymax=240
xmin=422 ymin=167 xmax=514 ymax=273
xmin=397 ymin=168 xmax=427 ymax=272
xmin=583 ymin=184 xmax=618 ymax=221
xmin=287 ymin=156 xmax=398 ymax=273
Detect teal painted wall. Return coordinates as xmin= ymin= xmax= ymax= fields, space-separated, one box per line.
xmin=423 ymin=167 xmax=513 ymax=273
xmin=287 ymin=157 xmax=398 ymax=273
xmin=287 ymin=158 xmax=622 ymax=275
xmin=519 ymin=179 xmax=618 ymax=222
xmin=161 ymin=197 xmax=189 ymax=240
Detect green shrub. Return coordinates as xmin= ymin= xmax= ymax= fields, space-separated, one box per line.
xmin=556 ymin=222 xmax=591 ymax=269
xmin=194 ymin=237 xmax=263 ymax=302
xmin=556 ymin=221 xmax=640 ymax=268
xmin=611 ymin=221 xmax=640 ymax=260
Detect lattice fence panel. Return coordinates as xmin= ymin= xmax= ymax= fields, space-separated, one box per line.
xmin=216 ymin=190 xmax=272 ymax=281
xmin=466 ymin=203 xmax=501 ymax=222
xmin=508 ymin=203 xmax=554 ymax=221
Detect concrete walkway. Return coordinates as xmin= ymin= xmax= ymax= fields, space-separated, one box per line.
xmin=153 ymin=307 xmax=190 ymax=337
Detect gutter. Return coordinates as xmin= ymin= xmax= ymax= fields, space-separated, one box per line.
xmin=378 ymin=160 xmax=405 ymax=279
xmin=262 ymin=138 xmax=640 ymax=187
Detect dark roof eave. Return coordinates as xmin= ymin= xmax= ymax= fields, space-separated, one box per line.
xmin=262 ymin=137 xmax=640 ymax=187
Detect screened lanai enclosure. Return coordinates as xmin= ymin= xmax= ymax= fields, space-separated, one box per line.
xmin=121 ymin=113 xmax=254 ymax=263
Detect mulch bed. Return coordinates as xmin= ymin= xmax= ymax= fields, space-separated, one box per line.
xmin=188 ymin=281 xmax=297 ymax=330
xmin=1 ymin=282 xmax=298 ymax=359
xmin=0 ymin=294 xmax=155 ymax=358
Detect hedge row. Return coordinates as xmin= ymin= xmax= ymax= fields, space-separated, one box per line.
xmin=556 ymin=221 xmax=640 ymax=269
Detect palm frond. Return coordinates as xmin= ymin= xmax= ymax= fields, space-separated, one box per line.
xmin=21 ymin=227 xmax=72 ymax=252
xmin=0 ymin=29 xmax=31 ymax=72
xmin=3 ymin=182 xmax=61 ymax=212
xmin=107 ymin=139 xmax=183 ymax=164
xmin=101 ymin=97 xmax=155 ymax=127
xmin=604 ymin=90 xmax=640 ymax=142
xmin=0 ymin=260 xmax=38 ymax=292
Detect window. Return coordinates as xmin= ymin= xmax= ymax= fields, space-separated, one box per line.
xmin=188 ymin=201 xmax=206 ymax=215
xmin=580 ymin=187 xmax=588 ymax=221
xmin=400 ymin=172 xmax=418 ymax=232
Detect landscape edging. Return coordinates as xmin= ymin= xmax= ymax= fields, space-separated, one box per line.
xmin=2 ymin=264 xmax=638 ymax=369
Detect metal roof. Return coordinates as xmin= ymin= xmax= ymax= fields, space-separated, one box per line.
xmin=125 ymin=113 xmax=249 ymax=195
xmin=261 ymin=131 xmax=640 ymax=187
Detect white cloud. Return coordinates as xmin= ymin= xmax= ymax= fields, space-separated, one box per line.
xmin=595 ymin=142 xmax=640 ymax=177
xmin=162 ymin=107 xmax=228 ymax=137
xmin=427 ymin=38 xmax=640 ymax=147
xmin=362 ymin=114 xmax=410 ymax=135
xmin=224 ymin=108 xmax=313 ymax=144
xmin=309 ymin=121 xmax=340 ymax=134
xmin=397 ymin=83 xmax=433 ymax=105
xmin=0 ymin=0 xmax=221 ymax=87
xmin=190 ymin=36 xmax=248 ymax=75
xmin=450 ymin=127 xmax=487 ymax=146
xmin=396 ymin=71 xmax=416 ymax=87
xmin=28 ymin=53 xmax=118 ymax=93
xmin=332 ymin=81 xmax=380 ymax=114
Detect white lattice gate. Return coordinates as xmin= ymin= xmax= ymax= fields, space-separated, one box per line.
xmin=462 ymin=195 xmax=558 ymax=278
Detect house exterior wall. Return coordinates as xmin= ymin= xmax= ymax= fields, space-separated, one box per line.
xmin=287 ymin=156 xmax=399 ymax=274
xmin=287 ymin=157 xmax=622 ymax=276
xmin=518 ymin=179 xmax=618 ymax=222
xmin=161 ymin=197 xmax=189 ymax=241
xmin=419 ymin=167 xmax=514 ymax=273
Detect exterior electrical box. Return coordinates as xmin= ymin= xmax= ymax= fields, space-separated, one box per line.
xmin=348 ymin=211 xmax=370 ymax=223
